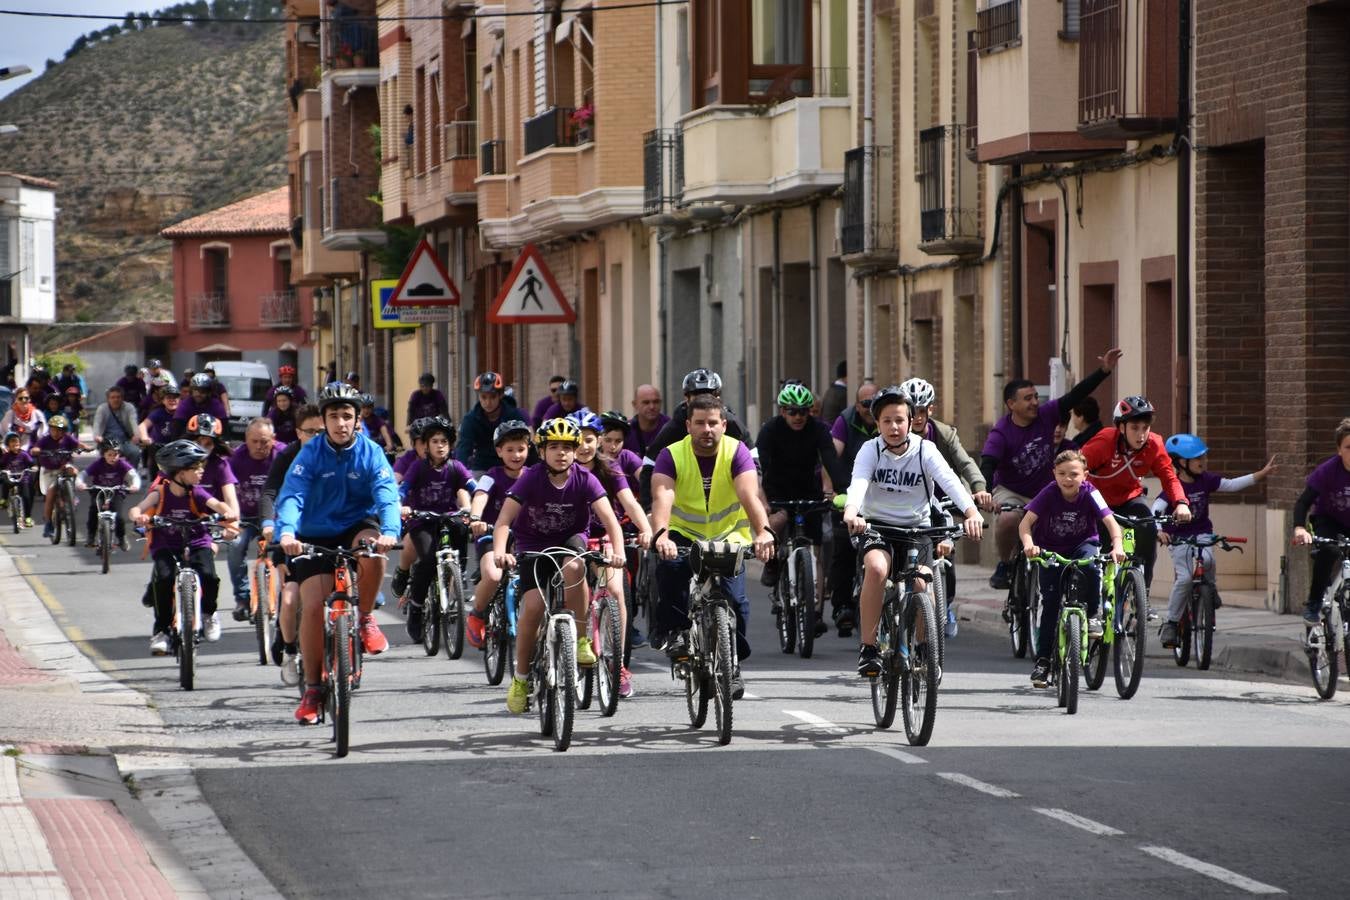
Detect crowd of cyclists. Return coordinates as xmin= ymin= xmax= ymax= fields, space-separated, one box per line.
xmin=5 ymin=351 xmax=1349 ymax=734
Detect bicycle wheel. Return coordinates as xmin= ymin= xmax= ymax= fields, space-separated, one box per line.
xmin=1063 ymin=615 xmax=1082 ymax=715
xmin=1310 ymin=605 xmax=1339 ymax=700
xmin=775 ymin=574 xmax=797 ymax=655
xmin=1026 ymin=576 xmax=1043 ymax=662
xmin=63 ymin=483 xmax=77 ymax=547
xmin=595 ymin=591 xmax=623 ymax=717
xmin=422 ymin=577 xmax=442 ymax=657
xmin=442 ymin=564 xmax=466 ymax=660
xmin=49 ymin=497 xmax=62 ymax=545
xmin=1085 ymin=633 xmax=1108 ymax=691
xmin=552 ymin=617 xmax=577 ymax=752
xmin=792 ymin=550 xmax=817 ymax=660
xmin=1194 ymin=585 xmax=1216 ymax=670
xmin=931 ymin=559 xmax=947 ymax=674
xmin=685 ymin=648 xmax=709 ymax=728
xmin=1174 ymin=604 xmax=1192 ymax=667
xmin=712 ymin=603 xmax=734 ymax=746
xmin=333 ymin=613 xmax=352 ymax=757
xmin=178 ymin=573 xmax=196 ymax=691
xmin=254 ymin=564 xmax=274 ymax=667
xmin=99 ymin=519 xmax=111 ymax=574
xmin=1008 ymin=560 xmax=1030 ymax=658
xmin=1112 ymin=567 xmax=1147 ymax=699
xmin=871 ymin=602 xmax=900 ymax=729
xmin=901 ymin=593 xmax=939 ymax=746
xmin=483 ymin=586 xmax=508 ymax=685
xmin=7 ymin=486 xmax=18 ymax=534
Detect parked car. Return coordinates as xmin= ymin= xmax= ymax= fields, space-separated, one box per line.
xmin=210 ymin=361 xmax=272 ymax=441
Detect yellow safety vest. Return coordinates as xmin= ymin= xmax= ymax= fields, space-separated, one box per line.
xmin=669 ymin=435 xmax=753 ymax=544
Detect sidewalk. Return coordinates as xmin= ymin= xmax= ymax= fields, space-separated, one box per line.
xmin=948 ymin=559 xmax=1316 ymax=684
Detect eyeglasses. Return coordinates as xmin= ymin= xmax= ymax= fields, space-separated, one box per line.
xmin=14 ymin=396 xmax=29 ymax=401
xmin=297 ymin=427 xmax=323 ymax=436
xmin=784 ymin=407 xmax=811 ymax=417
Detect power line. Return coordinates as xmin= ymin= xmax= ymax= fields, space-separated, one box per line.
xmin=0 ymin=1 xmax=687 ymax=25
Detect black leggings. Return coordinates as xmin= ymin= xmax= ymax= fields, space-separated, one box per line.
xmin=1307 ymin=516 xmax=1350 ymax=614
xmin=148 ymin=547 xmax=220 ymax=635
xmin=1107 ymin=497 xmax=1158 ymax=591
xmin=408 ymin=523 xmax=469 ymax=606
xmin=86 ymin=493 xmax=126 ymax=539
xmin=828 ymin=512 xmax=858 ymax=615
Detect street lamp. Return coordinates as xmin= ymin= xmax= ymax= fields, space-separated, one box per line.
xmin=0 ymin=65 xmax=32 ymax=80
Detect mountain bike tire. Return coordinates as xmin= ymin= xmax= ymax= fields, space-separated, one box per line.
xmin=1310 ymin=605 xmax=1339 ymax=700
xmin=422 ymin=577 xmax=442 ymax=657
xmin=1008 ymin=560 xmax=1030 ymax=659
xmin=794 ymin=550 xmax=817 ymax=660
xmin=712 ymin=604 xmax=734 ymax=746
xmin=552 ymin=618 xmax=576 ymax=752
xmin=872 ymin=602 xmax=900 ymax=729
xmin=1174 ymin=603 xmax=1193 ymax=667
xmin=1063 ymin=615 xmax=1082 ymax=715
xmin=1113 ymin=567 xmax=1148 ymax=699
xmin=333 ymin=614 xmax=352 ymax=758
xmin=442 ymin=564 xmax=466 ymax=660
xmin=596 ymin=592 xmax=623 ymax=717
xmin=931 ymin=560 xmax=947 ymax=674
xmin=99 ymin=519 xmax=111 ymax=574
xmin=178 ymin=575 xmax=196 ymax=691
xmin=1195 ymin=585 xmax=1216 ymax=671
xmin=483 ymin=587 xmax=508 ymax=686
xmin=901 ymin=593 xmax=939 ymax=746
xmin=775 ymin=574 xmax=797 ymax=655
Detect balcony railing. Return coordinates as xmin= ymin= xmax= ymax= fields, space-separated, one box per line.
xmin=480 ymin=139 xmax=506 ymax=176
xmin=523 ymin=107 xmax=577 ymax=156
xmin=259 ymin=291 xmax=300 ymax=328
xmin=325 ymin=14 xmax=377 ymax=69
xmin=840 ymin=145 xmax=896 ymax=260
xmin=917 ymin=125 xmax=981 ymax=256
xmin=975 ymin=0 xmax=1021 ymax=53
xmin=1078 ymin=0 xmax=1122 ymax=125
xmin=189 ymin=292 xmax=230 ymax=329
xmin=965 ymin=30 xmax=979 ymax=159
xmin=1077 ymin=0 xmax=1178 ymax=137
xmin=445 ymin=121 xmax=477 ymax=161
xmin=642 ymin=129 xmax=684 ymax=214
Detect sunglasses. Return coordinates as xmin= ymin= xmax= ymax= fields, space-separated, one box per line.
xmin=784 ymin=407 xmax=811 ymax=417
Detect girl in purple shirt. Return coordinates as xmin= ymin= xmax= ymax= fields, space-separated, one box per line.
xmin=466 ymin=419 xmax=532 ymax=648
xmin=184 ymin=414 xmax=239 ymax=521
xmin=267 ymin=388 xmax=299 ymax=445
xmin=0 ymin=432 xmax=36 ymax=526
xmin=1292 ymin=418 xmax=1350 ymax=624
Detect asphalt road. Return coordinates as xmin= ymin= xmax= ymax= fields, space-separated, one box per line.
xmin=7 ymin=498 xmax=1349 ymax=898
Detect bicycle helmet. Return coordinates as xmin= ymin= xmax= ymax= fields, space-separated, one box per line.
xmin=317 ymin=381 xmax=363 ymax=413
xmin=494 ymin=419 xmax=532 ymax=446
xmin=358 ymin=393 xmax=375 ymax=408
xmin=777 ymin=382 xmax=814 ymax=410
xmin=473 ymin=371 xmax=504 ymax=393
xmin=186 ymin=413 xmax=222 ymax=437
xmin=681 ymin=367 xmax=722 ymax=395
xmin=536 ymin=417 xmax=582 ymax=447
xmin=569 ymin=408 xmax=603 ymax=434
xmin=47 ymin=414 xmax=70 ymax=431
xmin=1112 ymin=395 xmax=1155 ymax=424
xmin=123 ymin=364 xmax=139 ymax=377
xmin=156 ymin=439 xmax=209 ymax=475
xmin=599 ymin=410 xmax=631 ymax=433
xmin=272 ymin=385 xmax=294 ymax=399
xmin=1165 ymin=433 xmax=1209 ymax=460
xmin=278 ymin=365 xmax=297 ymax=377
xmin=869 ymin=384 xmax=912 ymax=418
xmin=419 ymin=372 xmax=435 ymax=386
xmin=97 ymin=438 xmax=120 ymax=453
xmin=189 ymin=373 xmax=213 ymax=391
xmin=148 ymin=359 xmax=163 ymax=369
xmin=900 ymin=377 xmax=936 ymax=410
xmin=150 ymin=375 xmax=170 ymax=389
xmin=408 ymin=417 xmax=430 ymax=441
xmin=345 ymin=371 xmax=360 ymax=382
xmin=420 ymin=416 xmax=455 ymax=443
xmin=557 ymin=379 xmax=579 ymax=398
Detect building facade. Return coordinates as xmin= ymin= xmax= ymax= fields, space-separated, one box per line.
xmin=0 ymin=171 xmax=58 ymax=378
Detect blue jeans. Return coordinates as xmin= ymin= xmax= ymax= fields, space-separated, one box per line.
xmin=1034 ymin=540 xmax=1101 ymax=661
xmin=226 ymin=521 xmax=261 ymax=604
xmin=655 ymin=532 xmax=751 ymax=661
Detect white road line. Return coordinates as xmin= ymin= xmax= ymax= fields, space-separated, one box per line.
xmin=1138 ymin=845 xmax=1284 ymax=895
xmin=783 ymin=710 xmax=847 ymax=733
xmin=935 ymin=772 xmax=1020 ymax=798
xmin=868 ymin=746 xmax=927 ymax=765
xmin=1032 ymin=807 xmax=1124 ymax=836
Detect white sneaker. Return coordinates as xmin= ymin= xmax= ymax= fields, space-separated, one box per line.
xmin=203 ymin=613 xmax=222 ymax=642
xmin=280 ymin=652 xmax=300 ymax=686
xmin=1088 ymin=617 xmax=1104 ymax=639
xmin=149 ymin=632 xmax=170 ymax=656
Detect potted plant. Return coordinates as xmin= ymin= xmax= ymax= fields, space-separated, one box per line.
xmin=570 ymin=103 xmax=594 ymax=143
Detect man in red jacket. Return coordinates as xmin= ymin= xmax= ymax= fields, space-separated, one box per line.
xmin=1081 ymin=395 xmax=1192 ymax=593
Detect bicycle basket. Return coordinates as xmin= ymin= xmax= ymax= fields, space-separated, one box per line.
xmin=689 ymin=541 xmax=744 ymax=579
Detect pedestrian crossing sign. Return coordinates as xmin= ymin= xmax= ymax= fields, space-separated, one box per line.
xmin=388 ymin=237 xmax=460 ymax=307
xmin=370 ymin=279 xmax=420 ymax=330
xmin=487 ymin=244 xmax=575 ymax=324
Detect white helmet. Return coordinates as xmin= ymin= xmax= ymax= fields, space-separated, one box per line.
xmin=900 ymin=377 xmax=935 ymax=410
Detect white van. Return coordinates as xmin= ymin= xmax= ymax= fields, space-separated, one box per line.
xmin=209 ymin=361 xmax=272 ymax=440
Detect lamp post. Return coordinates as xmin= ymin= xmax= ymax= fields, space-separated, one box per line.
xmin=1 ymin=64 xmax=30 ymax=135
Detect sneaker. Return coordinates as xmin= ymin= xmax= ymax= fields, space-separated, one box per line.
xmin=629 ymin=627 xmax=648 ymax=649
xmin=731 ymin=666 xmax=745 ymax=701
xmin=1088 ymin=617 xmax=1104 ymax=639
xmin=24 ymin=517 xmax=33 ymax=529
xmin=374 ymin=591 xmax=387 ymax=610
xmin=1212 ymin=592 xmax=1223 ymax=610
xmin=576 ymin=636 xmax=597 ymax=667
xmin=1146 ymin=605 xmax=1160 ymax=623
xmin=270 ymin=631 xmax=285 ymax=666
xmin=466 ymin=611 xmax=485 ymax=649
xmin=360 ymin=614 xmax=389 ymax=655
xmin=1159 ymin=621 xmax=1179 ymax=649
xmin=506 ymin=675 xmax=529 ymax=714
xmin=231 ymin=600 xmax=250 ymax=622
xmin=945 ymin=606 xmax=959 ymax=639
xmin=42 ymin=523 xmax=52 ymax=539
xmin=664 ymin=633 xmax=690 ymax=661
xmin=1031 ymin=658 xmax=1051 ymax=688
xmin=203 ymin=613 xmax=222 ymax=642
xmin=149 ymin=632 xmax=170 ymax=656
xmin=835 ymin=607 xmax=855 ymax=638
xmin=619 ymin=667 xmax=634 ymax=699
xmin=759 ymin=559 xmax=779 ymax=588
xmin=406 ymin=603 xmax=425 ymax=643
xmin=119 ymin=533 xmax=130 ymax=552
xmin=280 ymin=652 xmax=300 ymax=686
xmin=1303 ymin=609 xmax=1323 ymax=627
xmin=295 ymin=688 xmax=322 ymax=724
xmin=391 ymin=567 xmax=410 ymax=597
xmin=858 ymin=644 xmax=882 ymax=678
xmin=813 ymin=618 xmax=829 ymax=638
xmin=989 ymin=561 xmax=1012 ymax=590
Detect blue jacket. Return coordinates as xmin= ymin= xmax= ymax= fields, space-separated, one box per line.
xmin=274 ymin=432 xmax=401 ymax=540
xmin=455 ymin=397 xmax=520 ymax=471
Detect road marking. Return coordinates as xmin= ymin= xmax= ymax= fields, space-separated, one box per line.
xmin=868 ymin=746 xmax=927 ymax=765
xmin=935 ymin=772 xmax=1020 ymax=798
xmin=783 ymin=710 xmax=847 ymax=734
xmin=1032 ymin=807 xmax=1123 ymax=836
xmin=1138 ymin=845 xmax=1284 ymax=895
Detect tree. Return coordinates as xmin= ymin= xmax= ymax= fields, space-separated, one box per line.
xmin=123 ymin=13 xmax=136 ymax=30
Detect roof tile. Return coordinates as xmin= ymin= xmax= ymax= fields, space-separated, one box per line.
xmin=160 ymin=185 xmax=290 ymax=238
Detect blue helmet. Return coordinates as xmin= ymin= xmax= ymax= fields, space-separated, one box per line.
xmin=568 ymin=407 xmax=603 ymax=434
xmin=1165 ymin=433 xmax=1209 ymax=460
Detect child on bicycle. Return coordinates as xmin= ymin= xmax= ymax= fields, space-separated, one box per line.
xmin=841 ymin=387 xmax=983 ymax=678
xmin=34 ymin=414 xmax=86 ymax=540
xmin=1018 ymin=449 xmax=1125 ymax=687
xmin=1153 ymin=434 xmax=1275 ymax=646
xmin=1292 ymin=418 xmax=1350 ymax=624
xmin=77 ymin=438 xmax=141 ymax=550
xmin=129 ymin=440 xmax=237 ymax=655
xmin=466 ymin=419 xmax=531 ymax=648
xmin=391 ymin=417 xmax=474 ymax=642
xmin=266 ymin=386 xmax=299 ymax=445
xmin=393 ymin=417 xmax=429 ymax=483
xmin=598 ymin=410 xmax=643 ymax=493
xmin=184 ymin=414 xmax=239 ymax=521
xmin=0 ymin=431 xmax=36 ymax=527
xmin=491 ymin=417 xmax=625 ymax=714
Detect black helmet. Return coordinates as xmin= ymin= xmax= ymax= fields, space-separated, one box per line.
xmin=272 ymin=385 xmax=294 ymax=399
xmin=599 ymin=410 xmax=631 ymax=433
xmin=97 ymin=438 xmax=120 ymax=453
xmin=186 ymin=413 xmax=222 ymax=437
xmin=681 ymin=368 xmax=722 ymax=395
xmin=419 ymin=372 xmax=435 ymax=386
xmin=421 ymin=416 xmax=455 ymax=443
xmin=189 ymin=372 xmax=213 ymax=391
xmin=557 ymin=379 xmax=579 ymax=397
xmin=124 ymin=364 xmax=139 ymax=377
xmin=1112 ymin=395 xmax=1155 ymax=424
xmin=408 ymin=417 xmax=429 ymax=440
xmin=156 ymin=439 xmax=209 ymax=475
xmin=493 ymin=419 xmax=531 ymax=446
xmin=870 ymin=384 xmax=912 ymax=419
xmin=473 ymin=371 xmax=504 ymax=393
xmin=317 ymin=381 xmax=363 ymax=413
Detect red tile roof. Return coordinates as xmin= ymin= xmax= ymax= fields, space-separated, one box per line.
xmin=160 ymin=185 xmax=290 ymax=238
xmin=0 ymin=171 xmax=59 ymax=189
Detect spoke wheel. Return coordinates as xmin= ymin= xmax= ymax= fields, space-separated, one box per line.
xmin=871 ymin=602 xmax=899 ymax=729
xmin=1084 ymin=633 xmax=1108 ymax=690
xmin=1194 ymin=585 xmax=1216 ymax=671
xmin=595 ymin=593 xmax=623 ymax=717
xmin=712 ymin=604 xmax=734 ymax=746
xmin=775 ymin=576 xmax=796 ymax=654
xmin=1112 ymin=567 xmax=1147 ymax=699
xmin=50 ymin=500 xmax=62 ymax=545
xmin=422 ymin=578 xmax=442 ymax=657
xmin=551 ymin=618 xmax=576 ymax=752
xmin=1062 ymin=615 xmax=1082 ymax=715
xmin=64 ymin=484 xmax=77 ymax=547
xmin=931 ymin=560 xmax=948 ymax=675
xmin=1174 ymin=605 xmax=1193 ymax=667
xmin=1008 ymin=561 xmax=1030 ymax=658
xmin=332 ymin=614 xmax=352 ymax=757
xmin=901 ymin=593 xmax=939 ymax=746
xmin=794 ymin=551 xmax=817 ymax=660
xmin=10 ymin=487 xmax=21 ymax=534
xmin=442 ymin=565 xmax=465 ymax=660
xmin=1310 ymin=605 xmax=1339 ymax=700
xmin=178 ymin=578 xmax=196 ymax=691
xmin=483 ymin=589 xmax=508 ymax=686
xmin=99 ymin=520 xmax=112 ymax=574
xmin=685 ymin=655 xmax=709 ymax=728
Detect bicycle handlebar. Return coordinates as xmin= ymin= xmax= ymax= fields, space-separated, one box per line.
xmin=1168 ymin=533 xmax=1247 ymax=552
xmin=668 ymin=544 xmax=758 ymax=561
xmin=864 ymin=522 xmax=967 ymax=542
xmin=996 ymin=502 xmax=1026 ymax=513
xmin=515 ymin=548 xmax=616 ymax=568
xmin=1310 ymin=535 xmax=1350 ymax=550
xmin=770 ymin=498 xmax=834 ymax=512
xmin=1029 ymin=551 xmax=1110 ymax=568
xmin=1114 ymin=512 xmax=1176 ymax=528
xmin=406 ymin=508 xmax=477 ymax=523
xmin=269 ymin=538 xmax=387 ymax=562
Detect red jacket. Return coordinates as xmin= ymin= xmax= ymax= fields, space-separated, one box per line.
xmin=1080 ymin=428 xmax=1186 ymax=508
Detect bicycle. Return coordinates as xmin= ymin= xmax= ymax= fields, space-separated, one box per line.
xmin=280 ymin=540 xmax=384 ymax=758
xmin=1029 ymin=551 xmax=1111 ymax=715
xmin=1 ymin=467 xmax=35 ymax=533
xmin=143 ymin=516 xmax=233 ymax=691
xmin=1167 ymin=533 xmax=1246 ymax=670
xmin=928 ymin=498 xmax=967 ymax=676
xmin=996 ymin=503 xmax=1037 ymax=659
xmin=405 ymin=509 xmax=472 ymax=660
xmin=769 ymin=499 xmax=832 ymax=659
xmin=249 ymin=532 xmax=281 ymax=666
xmin=479 ymin=565 xmax=519 ymax=686
xmin=667 ymin=540 xmax=754 ymax=746
xmin=1306 ymin=534 xmax=1350 ymax=700
xmin=862 ymin=522 xmax=960 ymax=745
xmin=1101 ymin=514 xmax=1166 ymax=699
xmin=38 ymin=450 xmax=79 ymax=547
xmin=515 ymin=546 xmax=611 ymax=752
xmin=578 ymin=536 xmax=642 ymax=717
xmin=90 ymin=486 xmax=128 ymax=574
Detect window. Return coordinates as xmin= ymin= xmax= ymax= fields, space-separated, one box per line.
xmin=752 ymin=0 xmax=805 ymax=65
xmin=429 ymin=67 xmax=442 ymax=166
xmin=415 ymin=66 xmax=427 ymax=174
xmin=1060 ymin=0 xmax=1081 ymax=39
xmin=205 ymin=247 xmax=228 ymax=297
xmin=20 ymin=221 xmax=35 ymax=289
xmin=976 ymin=0 xmax=1021 ymax=53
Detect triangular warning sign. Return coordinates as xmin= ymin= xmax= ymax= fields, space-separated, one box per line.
xmin=487 ymin=244 xmax=576 ymax=324
xmin=388 ymin=237 xmax=461 ymax=307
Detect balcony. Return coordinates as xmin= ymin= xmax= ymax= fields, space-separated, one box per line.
xmin=1077 ymin=0 xmax=1179 ymax=139
xmin=523 ymin=107 xmax=578 ymax=157
xmin=259 ymin=291 xmax=300 ymax=328
xmin=445 ymin=121 xmax=477 ymax=162
xmin=321 ymin=175 xmax=384 ymax=250
xmin=480 ymin=139 xmax=506 ymax=176
xmin=324 ymin=12 xmax=377 ymax=71
xmin=840 ymin=146 xmax=897 ymax=265
xmin=189 ymin=292 xmax=230 ymax=329
xmin=917 ymin=125 xmax=982 ymax=256
xmin=642 ymin=129 xmax=684 ymax=215
xmin=972 ymin=0 xmax=1124 ymax=163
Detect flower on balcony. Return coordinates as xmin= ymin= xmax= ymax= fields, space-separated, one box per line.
xmin=335 ymin=42 xmax=356 ymax=68
xmin=570 ymin=104 xmax=594 ymax=126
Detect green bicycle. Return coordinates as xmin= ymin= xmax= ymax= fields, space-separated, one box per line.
xmin=1029 ymin=551 xmax=1108 ymax=715
xmin=1094 ymin=514 xmax=1166 ymax=699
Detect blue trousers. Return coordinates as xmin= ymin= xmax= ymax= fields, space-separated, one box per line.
xmin=655 ymin=533 xmax=752 ymax=661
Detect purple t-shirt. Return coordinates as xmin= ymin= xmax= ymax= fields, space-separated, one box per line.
xmin=1308 ymin=456 xmax=1350 ymax=528
xmin=268 ymin=409 xmax=298 ymax=445
xmin=506 ymin=462 xmax=606 ymax=552
xmin=116 ymin=375 xmax=147 ymax=407
xmin=830 ymin=415 xmax=849 ymax=443
xmin=474 ymin=465 xmax=520 ymax=527
xmin=407 ymin=389 xmax=448 ymax=421
xmin=400 ymin=458 xmax=474 ymax=513
xmin=174 ymin=395 xmax=228 ymax=423
xmin=34 ymin=434 xmax=80 ymax=471
xmin=531 ymin=394 xmax=554 ymax=427
xmin=360 ymin=415 xmax=389 ymax=443
xmin=1162 ymin=471 xmax=1224 ymax=538
xmin=199 ymin=454 xmax=238 ymax=503
xmin=83 ymin=457 xmax=133 ymax=488
xmin=612 ymin=448 xmax=642 ymax=493
xmin=228 ymin=445 xmax=278 ymax=519
xmin=981 ymin=398 xmax=1065 ymax=497
xmin=393 ymin=449 xmax=420 ymax=477
xmin=1025 ymin=480 xmax=1112 ymax=555
xmin=150 ymin=484 xmax=216 ymax=553
xmin=145 ymin=407 xmax=178 ymax=444
xmin=624 ymin=414 xmax=671 ymax=457
xmin=1 ymin=449 xmax=34 ymax=474
xmin=586 ymin=458 xmax=631 ymax=537
xmin=652 ymin=439 xmax=756 ymax=497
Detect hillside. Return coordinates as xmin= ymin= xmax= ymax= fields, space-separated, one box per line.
xmin=0 ymin=19 xmax=288 ymax=348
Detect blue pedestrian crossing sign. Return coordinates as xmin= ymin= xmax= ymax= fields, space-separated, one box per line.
xmin=370 ymin=279 xmax=420 ymax=330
